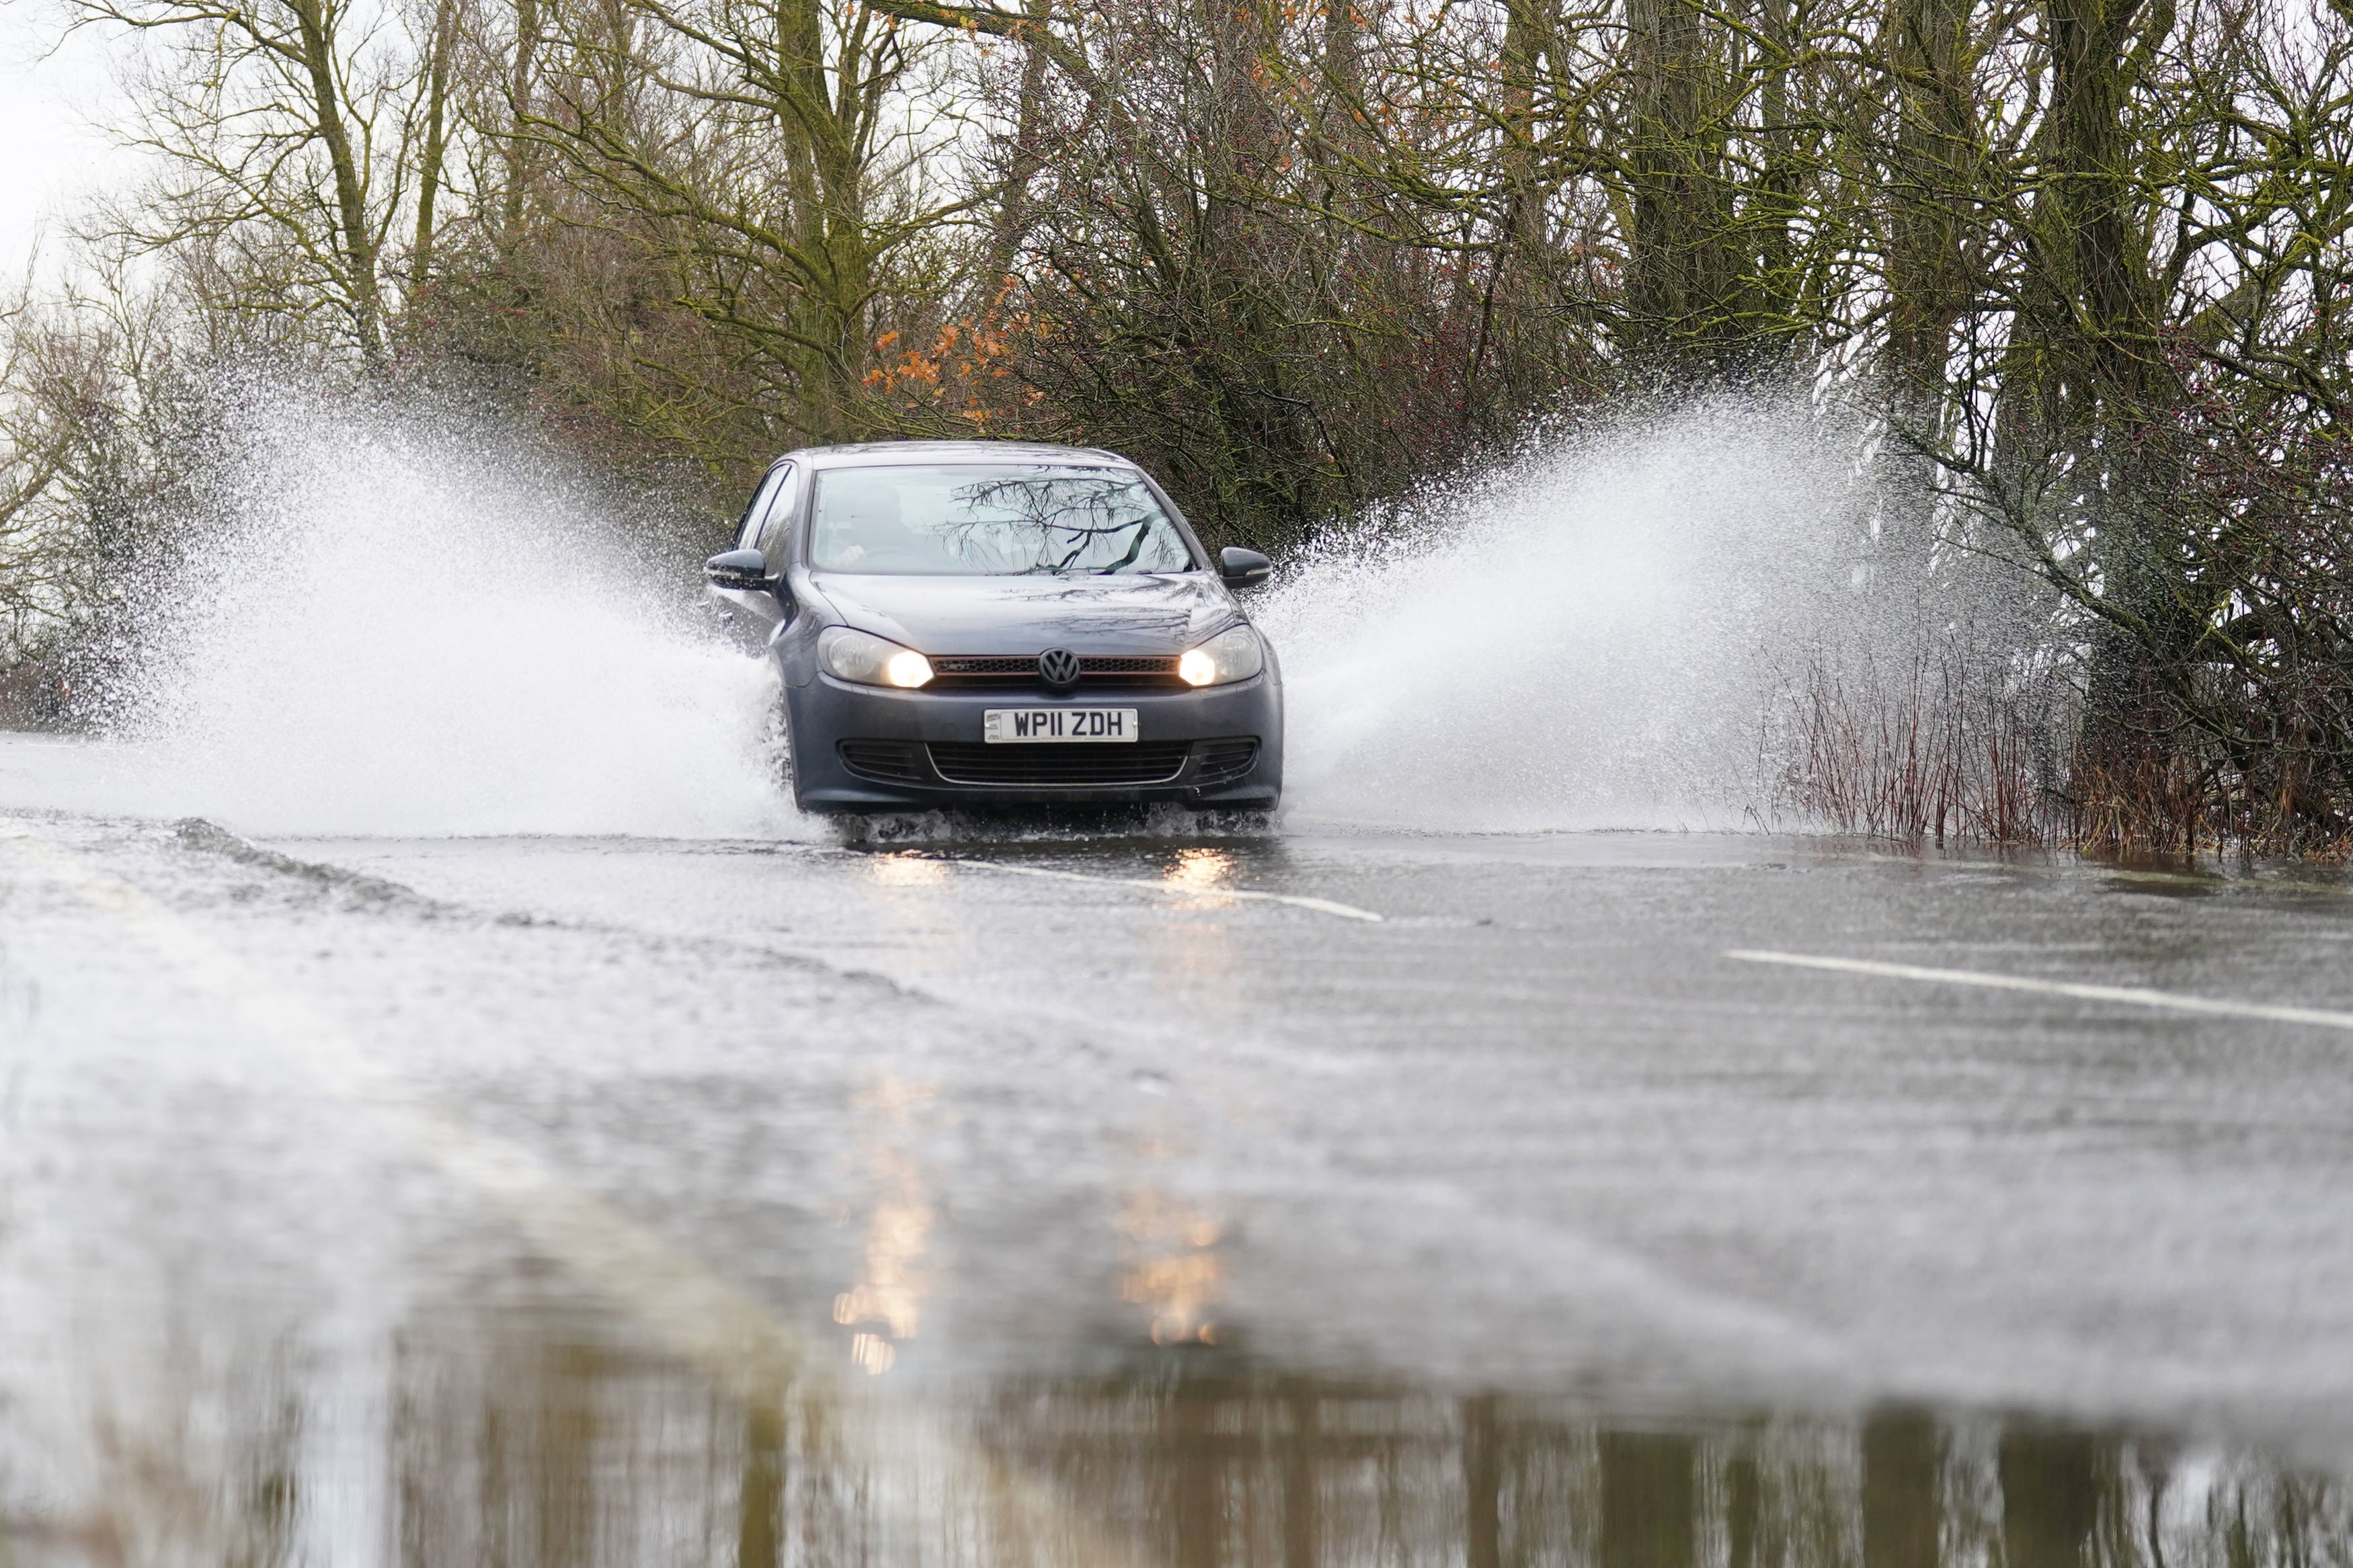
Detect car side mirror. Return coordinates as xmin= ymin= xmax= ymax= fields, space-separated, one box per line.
xmin=705 ymin=548 xmax=768 ymax=589
xmin=1220 ymin=547 xmax=1272 ymax=589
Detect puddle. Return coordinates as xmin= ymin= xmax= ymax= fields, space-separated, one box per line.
xmin=9 ymin=1291 xmax=2342 ymax=1568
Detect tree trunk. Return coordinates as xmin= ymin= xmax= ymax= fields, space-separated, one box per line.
xmin=774 ymin=0 xmax=873 ymax=441
xmin=1884 ymin=0 xmax=1973 ymax=403
xmin=982 ymin=0 xmax=1054 ymax=289
xmin=1622 ymin=0 xmax=1742 ymax=378
xmin=1880 ymin=0 xmax=1978 ymax=580
xmin=502 ymin=0 xmax=543 ymax=253
xmin=2020 ymin=0 xmax=2182 ymax=837
xmin=288 ymin=0 xmax=386 ymax=362
xmin=411 ymin=0 xmax=458 ymax=293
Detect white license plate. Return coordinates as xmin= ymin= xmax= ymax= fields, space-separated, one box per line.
xmin=983 ymin=708 xmax=1139 ymax=743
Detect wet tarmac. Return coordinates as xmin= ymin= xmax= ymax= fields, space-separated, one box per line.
xmin=7 ymin=735 xmax=2353 ymax=1564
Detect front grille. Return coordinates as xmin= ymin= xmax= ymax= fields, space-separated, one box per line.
xmin=928 ymin=654 xmax=1185 ymax=691
xmin=838 ymin=739 xmax=926 ymax=784
xmin=930 ymin=656 xmax=1033 ymax=675
xmin=928 ymin=741 xmax=1191 ymax=786
xmin=1191 ymin=737 xmax=1261 ymax=784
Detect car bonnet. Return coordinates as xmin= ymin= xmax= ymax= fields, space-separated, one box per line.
xmin=810 ymin=571 xmax=1239 ymax=656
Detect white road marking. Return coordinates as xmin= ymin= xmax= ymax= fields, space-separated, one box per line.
xmin=1727 ymin=948 xmax=2353 ymax=1033
xmin=0 ymin=820 xmax=1144 ymax=1565
xmin=948 ymin=857 xmax=1386 ymax=922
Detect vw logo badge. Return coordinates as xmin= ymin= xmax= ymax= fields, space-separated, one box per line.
xmin=1037 ymin=648 xmax=1083 ymax=690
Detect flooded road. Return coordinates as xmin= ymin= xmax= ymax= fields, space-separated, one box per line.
xmin=7 ymin=735 xmax=2353 ymax=1564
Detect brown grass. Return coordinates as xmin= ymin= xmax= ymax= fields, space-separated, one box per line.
xmin=1782 ymin=649 xmax=2353 ymax=858
xmin=1780 ymin=643 xmax=2064 ymax=845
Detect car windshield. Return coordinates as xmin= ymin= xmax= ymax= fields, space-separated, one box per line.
xmin=809 ymin=464 xmax=1197 ymax=575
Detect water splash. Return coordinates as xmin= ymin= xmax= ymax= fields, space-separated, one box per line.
xmin=1262 ymin=395 xmax=1872 ymax=831
xmin=97 ymin=385 xmax=795 ymax=839
xmin=70 ymin=384 xmax=1880 ymax=841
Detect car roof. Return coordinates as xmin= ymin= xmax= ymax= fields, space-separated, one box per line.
xmin=779 ymin=439 xmax=1137 ymax=471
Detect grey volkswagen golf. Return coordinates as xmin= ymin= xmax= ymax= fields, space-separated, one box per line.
xmin=705 ymin=440 xmax=1283 ymax=815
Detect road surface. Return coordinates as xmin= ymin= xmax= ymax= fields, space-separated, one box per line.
xmin=5 ymin=731 xmax=2353 ymax=1565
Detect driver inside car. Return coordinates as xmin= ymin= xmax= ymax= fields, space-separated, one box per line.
xmin=817 ymin=478 xmax=927 ymax=571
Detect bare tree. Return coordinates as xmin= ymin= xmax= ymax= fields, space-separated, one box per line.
xmin=66 ymin=0 xmax=463 ymax=360
xmin=507 ymin=0 xmax=967 ymax=449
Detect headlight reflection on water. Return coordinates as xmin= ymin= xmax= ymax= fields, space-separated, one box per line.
xmin=1162 ymin=846 xmax=1237 ymax=891
xmin=865 ymin=852 xmax=949 ymax=888
xmin=1116 ymin=1190 xmax=1228 ymax=1348
xmin=834 ymin=1075 xmax=939 ymax=1376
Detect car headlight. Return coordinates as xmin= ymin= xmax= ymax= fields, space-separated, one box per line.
xmin=1176 ymin=624 xmax=1263 ymax=687
xmin=819 ymin=626 xmax=933 ymax=688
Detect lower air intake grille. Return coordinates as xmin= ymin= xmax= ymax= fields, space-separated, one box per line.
xmin=1191 ymin=737 xmax=1261 ymax=784
xmin=928 ymin=741 xmax=1191 ymax=786
xmin=838 ymin=739 xmax=926 ymax=784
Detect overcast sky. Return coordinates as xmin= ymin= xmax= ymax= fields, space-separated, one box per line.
xmin=0 ymin=4 xmax=143 ymax=282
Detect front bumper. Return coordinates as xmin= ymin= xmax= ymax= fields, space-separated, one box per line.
xmin=784 ymin=672 xmax=1283 ymax=812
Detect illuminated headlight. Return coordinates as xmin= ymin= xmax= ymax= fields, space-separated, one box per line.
xmin=1176 ymin=624 xmax=1264 ymax=687
xmin=819 ymin=626 xmax=933 ymax=688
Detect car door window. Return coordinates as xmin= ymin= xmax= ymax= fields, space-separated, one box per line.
xmin=736 ymin=466 xmax=791 ymax=551
xmin=752 ymin=464 xmax=800 ymax=562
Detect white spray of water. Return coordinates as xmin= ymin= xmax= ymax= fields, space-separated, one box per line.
xmin=1263 ymin=396 xmax=1870 ymax=831
xmin=62 ymin=386 xmax=1872 ymax=841
xmin=99 ymin=388 xmax=795 ymax=839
